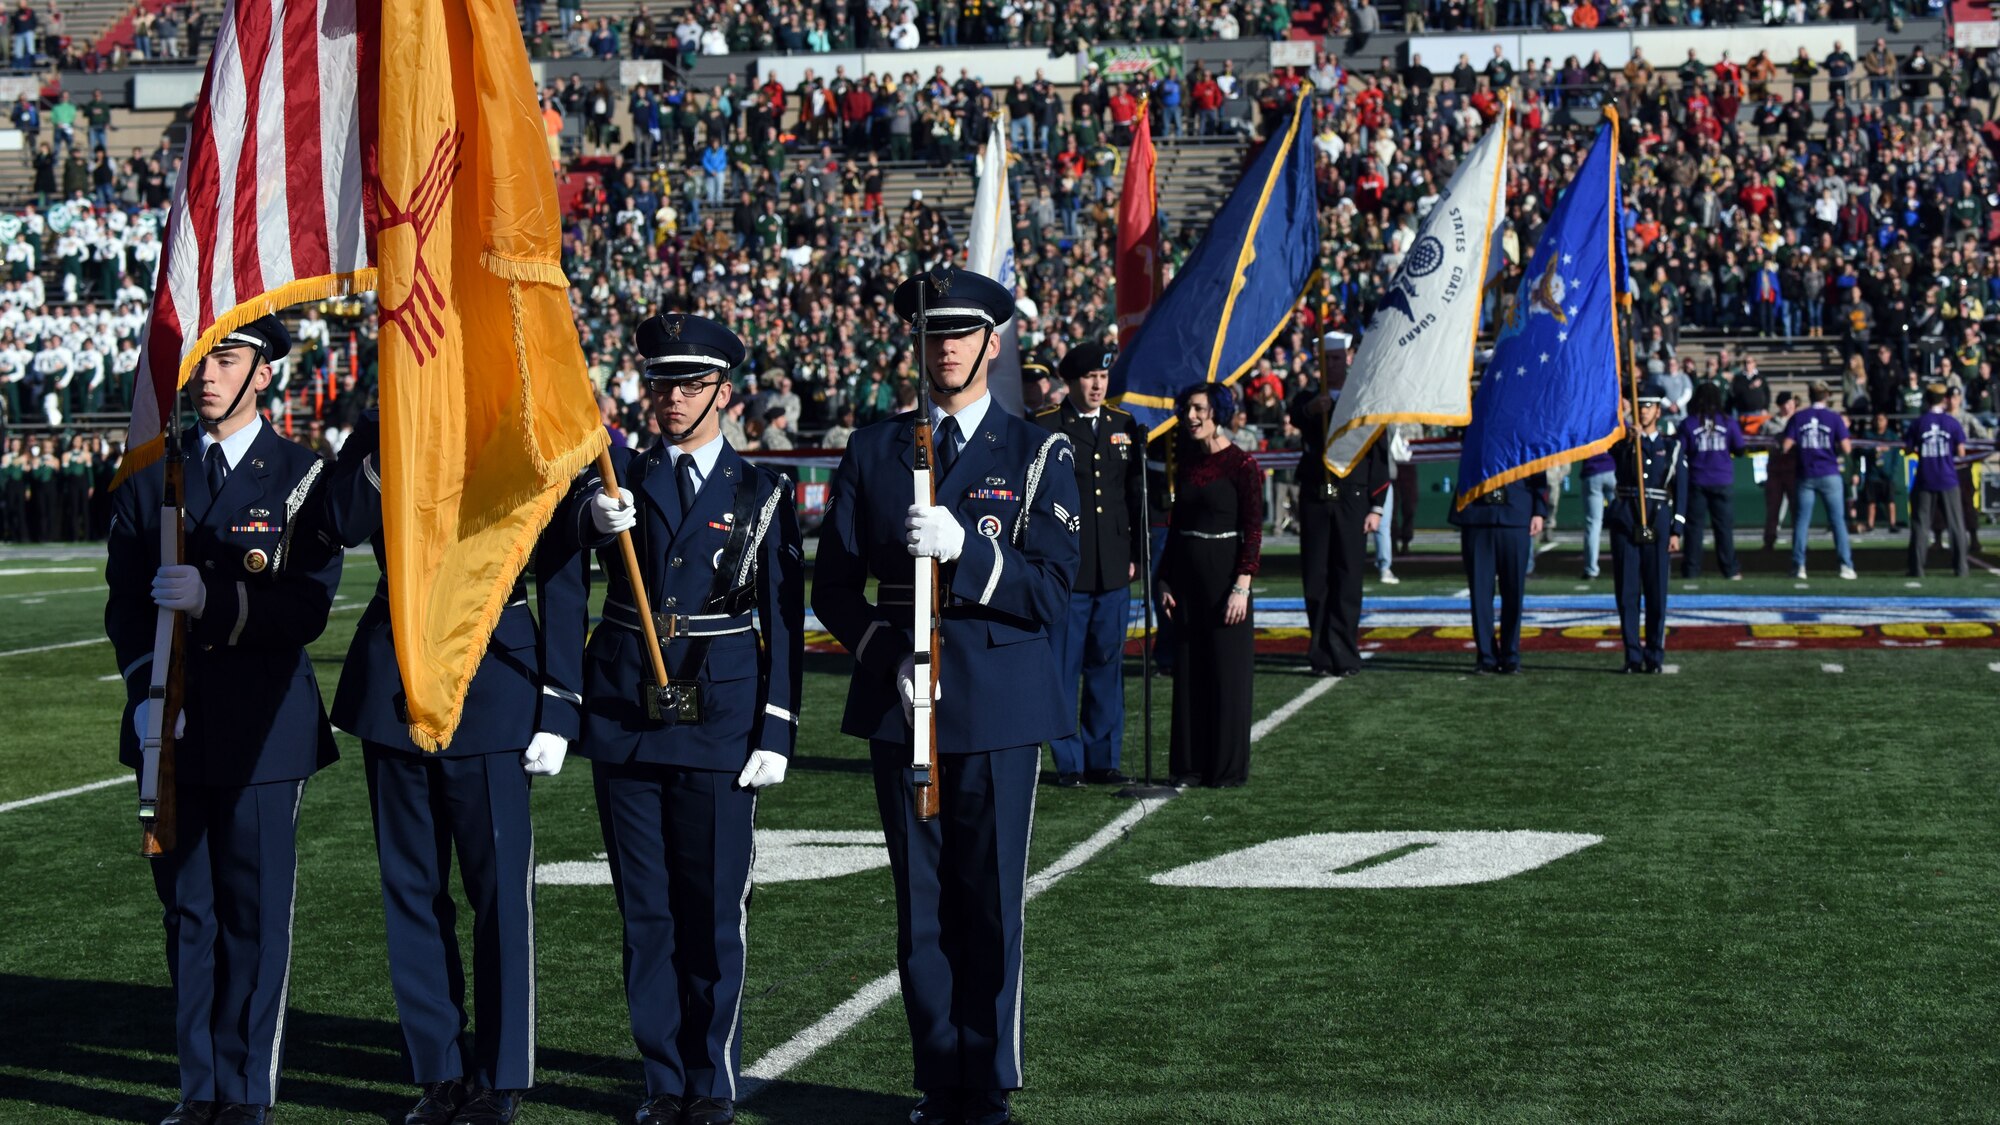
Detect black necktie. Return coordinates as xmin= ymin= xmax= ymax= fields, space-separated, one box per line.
xmin=935 ymin=416 xmax=960 ymax=480
xmin=204 ymin=443 xmax=227 ymax=498
xmin=675 ymin=454 xmax=698 ymax=517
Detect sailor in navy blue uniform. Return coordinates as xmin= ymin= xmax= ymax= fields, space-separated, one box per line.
xmin=1447 ymin=473 xmax=1548 ymax=674
xmin=812 ymin=267 xmax=1080 ymax=1125
xmin=1033 ymin=340 xmax=1144 ymax=788
xmin=319 ymin=410 xmax=589 ymax=1125
xmin=1609 ymin=382 xmax=1687 ymax=674
xmin=104 ymin=315 xmax=342 ymax=1125
xmin=562 ymin=312 xmax=803 ymax=1125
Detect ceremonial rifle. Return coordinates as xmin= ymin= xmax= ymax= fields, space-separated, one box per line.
xmin=138 ymin=397 xmax=186 ymax=857
xmin=910 ymin=279 xmax=941 ymax=822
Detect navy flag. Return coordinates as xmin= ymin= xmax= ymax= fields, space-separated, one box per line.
xmin=1455 ymin=114 xmax=1629 ymax=510
xmin=1108 ymin=91 xmax=1320 ymax=436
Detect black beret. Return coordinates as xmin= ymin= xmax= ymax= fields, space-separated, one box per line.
xmin=636 ymin=312 xmax=746 ymax=377
xmin=1058 ymin=341 xmax=1117 ymax=382
xmin=892 ymin=266 xmax=1014 ymax=337
xmin=212 ymin=313 xmax=291 ymax=362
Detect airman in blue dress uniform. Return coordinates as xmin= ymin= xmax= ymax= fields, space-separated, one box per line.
xmin=1609 ymin=382 xmax=1687 ymax=673
xmin=104 ymin=315 xmax=343 ymax=1125
xmin=319 ymin=411 xmax=590 ymax=1125
xmin=562 ymin=312 xmax=804 ymax=1125
xmin=1448 ymin=472 xmax=1549 ymax=674
xmin=812 ymin=266 xmax=1081 ymax=1125
xmin=1034 ymin=340 xmax=1144 ymax=788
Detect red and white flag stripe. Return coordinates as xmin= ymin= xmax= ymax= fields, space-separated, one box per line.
xmin=119 ymin=0 xmax=372 ymax=484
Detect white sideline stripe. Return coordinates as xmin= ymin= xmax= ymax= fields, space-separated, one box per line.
xmin=0 ymin=583 xmax=105 ymax=600
xmin=0 ymin=638 xmax=107 ymax=659
xmin=740 ymin=676 xmax=1340 ymax=1099
xmin=0 ymin=567 xmax=96 ymax=576
xmin=0 ymin=775 xmax=131 ymax=814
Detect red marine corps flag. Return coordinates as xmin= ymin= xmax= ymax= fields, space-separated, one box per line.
xmin=1114 ymin=98 xmax=1162 ymax=343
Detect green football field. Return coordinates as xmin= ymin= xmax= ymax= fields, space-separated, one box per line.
xmin=3 ymin=540 xmax=1998 ymax=1124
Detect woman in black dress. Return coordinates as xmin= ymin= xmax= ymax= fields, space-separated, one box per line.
xmin=1159 ymin=383 xmax=1264 ymax=788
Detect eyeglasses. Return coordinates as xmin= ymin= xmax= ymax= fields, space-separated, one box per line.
xmin=643 ymin=378 xmax=725 ymax=397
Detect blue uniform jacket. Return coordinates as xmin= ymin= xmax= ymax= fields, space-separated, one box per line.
xmin=813 ymin=407 xmax=1082 ymax=751
xmin=562 ymin=440 xmax=804 ymax=770
xmin=320 ymin=414 xmax=590 ymax=755
xmin=1608 ymin=428 xmax=1690 ymax=538
xmin=105 ymin=425 xmax=343 ymax=787
xmin=1448 ymin=477 xmax=1551 ymax=528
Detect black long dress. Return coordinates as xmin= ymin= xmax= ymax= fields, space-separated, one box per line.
xmin=1161 ymin=439 xmax=1263 ymax=787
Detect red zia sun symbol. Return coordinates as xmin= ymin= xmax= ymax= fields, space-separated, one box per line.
xmin=368 ymin=129 xmax=463 ymax=366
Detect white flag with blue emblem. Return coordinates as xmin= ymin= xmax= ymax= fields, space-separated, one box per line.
xmin=966 ymin=112 xmax=1024 ymax=417
xmin=1325 ymin=114 xmax=1509 ymax=476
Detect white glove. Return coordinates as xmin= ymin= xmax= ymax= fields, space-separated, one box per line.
xmin=151 ymin=564 xmax=207 ymax=618
xmin=132 ymin=698 xmax=186 ymax=743
xmin=904 ymin=504 xmax=965 ymax=562
xmin=590 ymin=489 xmax=638 ymax=535
xmin=736 ymin=749 xmax=788 ymax=790
xmin=897 ymin=654 xmax=943 ymax=727
xmin=521 ymin=731 xmax=570 ymax=776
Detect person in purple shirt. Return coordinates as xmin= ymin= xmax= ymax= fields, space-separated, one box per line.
xmin=1904 ymin=384 xmax=1969 ymax=577
xmin=1577 ymin=447 xmax=1620 ymax=580
xmin=1781 ymin=382 xmax=1856 ymax=579
xmin=1678 ymin=382 xmax=1745 ymax=579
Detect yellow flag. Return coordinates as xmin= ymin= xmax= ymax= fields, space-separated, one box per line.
xmin=374 ymin=0 xmax=606 ymax=749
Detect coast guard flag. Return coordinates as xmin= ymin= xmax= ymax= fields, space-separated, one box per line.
xmin=966 ymin=113 xmax=1023 ymax=416
xmin=1109 ymin=92 xmax=1319 ymax=435
xmin=1326 ymin=114 xmax=1508 ymax=476
xmin=1455 ymin=116 xmax=1627 ymax=509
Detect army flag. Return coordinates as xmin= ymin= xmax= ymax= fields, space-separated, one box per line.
xmin=1109 ymin=92 xmax=1318 ymax=435
xmin=1455 ymin=115 xmax=1628 ymax=509
xmin=114 ymin=0 xmax=373 ymax=488
xmin=1325 ymin=113 xmax=1508 ymax=477
xmin=1114 ymin=98 xmax=1162 ymax=341
xmin=966 ymin=113 xmax=1023 ymax=417
xmin=373 ymin=0 xmax=605 ymax=748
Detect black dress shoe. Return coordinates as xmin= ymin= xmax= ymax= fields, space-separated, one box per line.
xmin=213 ymin=1107 xmax=270 ymax=1125
xmin=406 ymin=1080 xmax=468 ymax=1125
xmin=1643 ymin=662 xmax=1664 ymax=675
xmin=960 ymin=1091 xmax=1013 ymax=1125
xmin=450 ymin=1089 xmax=521 ymax=1125
xmin=1055 ymin=772 xmax=1085 ymax=788
xmin=1472 ymin=662 xmax=1498 ymax=675
xmin=162 ymin=1103 xmax=219 ymax=1125
xmin=1619 ymin=662 xmax=1642 ymax=674
xmin=1497 ymin=663 xmax=1522 ymax=675
xmin=909 ymin=1092 xmax=963 ymax=1125
xmin=1085 ymin=768 xmax=1132 ymax=784
xmin=1167 ymin=774 xmax=1202 ymax=789
xmin=633 ymin=1094 xmax=683 ymax=1125
xmin=683 ymin=1095 xmax=735 ymax=1125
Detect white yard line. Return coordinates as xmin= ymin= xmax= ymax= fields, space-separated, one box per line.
xmin=740 ymin=676 xmax=1341 ymax=1098
xmin=0 ymin=586 xmax=104 ymax=601
xmin=0 ymin=775 xmax=131 ymax=814
xmin=1970 ymin=555 xmax=2000 ymax=576
xmin=0 ymin=638 xmax=107 ymax=659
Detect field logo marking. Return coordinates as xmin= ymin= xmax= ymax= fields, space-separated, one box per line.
xmin=540 ymin=830 xmax=892 ymax=887
xmin=1149 ymin=830 xmax=1602 ymax=889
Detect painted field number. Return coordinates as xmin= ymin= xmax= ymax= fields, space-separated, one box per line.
xmin=1149 ymin=831 xmax=1603 ymax=889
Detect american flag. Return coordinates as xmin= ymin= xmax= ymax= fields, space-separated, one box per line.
xmin=117 ymin=0 xmax=374 ymax=485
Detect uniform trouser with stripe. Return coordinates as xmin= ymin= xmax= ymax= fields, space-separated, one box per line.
xmin=1612 ymin=530 xmax=1671 ymax=666
xmin=363 ymin=744 xmax=536 ymax=1090
xmin=1460 ymin=525 xmax=1530 ymax=668
xmin=869 ymin=742 xmax=1036 ymax=1094
xmin=593 ymin=761 xmax=756 ymax=1100
xmin=1049 ymin=585 xmax=1129 ymax=775
xmin=149 ymin=777 xmax=305 ymax=1106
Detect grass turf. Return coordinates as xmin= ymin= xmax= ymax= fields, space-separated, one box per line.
xmin=2 ymin=550 xmax=1997 ymax=1123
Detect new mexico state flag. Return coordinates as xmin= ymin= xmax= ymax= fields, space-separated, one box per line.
xmin=372 ymin=0 xmax=606 ymax=749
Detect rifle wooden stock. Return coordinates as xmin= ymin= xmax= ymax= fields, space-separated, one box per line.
xmin=597 ymin=448 xmax=672 ymax=691
xmin=911 ymin=421 xmax=941 ymax=822
xmin=140 ymin=454 xmax=186 ymax=858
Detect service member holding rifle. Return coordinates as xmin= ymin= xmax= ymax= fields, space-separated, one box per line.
xmin=105 ymin=316 xmax=343 ymax=1125
xmin=813 ymin=266 xmax=1081 ymax=1125
xmin=562 ymin=313 xmax=804 ymax=1125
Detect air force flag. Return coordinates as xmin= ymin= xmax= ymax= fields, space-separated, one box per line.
xmin=1325 ymin=114 xmax=1508 ymax=476
xmin=1455 ymin=115 xmax=1628 ymax=510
